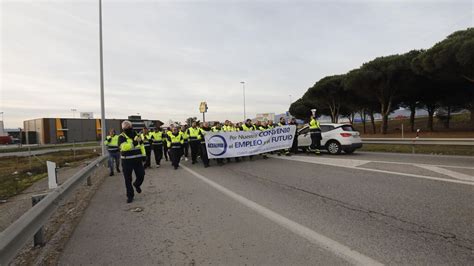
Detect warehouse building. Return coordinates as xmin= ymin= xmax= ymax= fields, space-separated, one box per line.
xmin=23 ymin=116 xmax=162 ymax=145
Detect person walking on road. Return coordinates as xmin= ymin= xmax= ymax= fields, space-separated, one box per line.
xmin=187 ymin=122 xmax=201 ymax=164
xmin=141 ymin=127 xmax=153 ymax=168
xmin=181 ymin=125 xmax=189 ymax=161
xmin=118 ymin=121 xmax=146 ymax=203
xmin=163 ymin=127 xmax=170 ymax=161
xmin=308 ymin=114 xmax=322 ymax=155
xmin=289 ymin=118 xmax=299 ymax=154
xmin=151 ymin=126 xmax=164 ymax=167
xmin=167 ymin=126 xmax=184 ymax=170
xmin=278 ymin=117 xmax=291 ymax=156
xmin=104 ymin=129 xmax=121 ymax=176
xmin=199 ymin=122 xmax=212 ymax=168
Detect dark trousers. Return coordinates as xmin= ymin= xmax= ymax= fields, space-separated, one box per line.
xmin=183 ymin=141 xmax=189 ymax=157
xmin=169 ymin=147 xmax=182 ymax=168
xmin=200 ymin=142 xmax=209 ymax=166
xmin=152 ymin=144 xmax=163 ymax=165
xmin=144 ymin=145 xmax=152 ymax=168
xmin=163 ymin=144 xmax=169 ymax=161
xmin=291 ymin=135 xmax=298 ymax=153
xmin=189 ymin=140 xmax=200 ymax=163
xmin=108 ymin=151 xmax=120 ymax=173
xmin=310 ymin=131 xmax=322 ymax=150
xmin=122 ymin=158 xmax=145 ymax=199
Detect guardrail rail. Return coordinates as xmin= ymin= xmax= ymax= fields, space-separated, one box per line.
xmin=361 ymin=138 xmax=474 ymax=146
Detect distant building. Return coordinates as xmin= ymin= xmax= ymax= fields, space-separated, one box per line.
xmin=23 ymin=116 xmax=162 ymax=145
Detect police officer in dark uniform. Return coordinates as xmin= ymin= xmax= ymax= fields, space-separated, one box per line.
xmin=118 ymin=121 xmax=145 ymax=203
xmin=199 ymin=122 xmax=212 ymax=167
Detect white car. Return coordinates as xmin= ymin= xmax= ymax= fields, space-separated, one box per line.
xmin=297 ymin=123 xmax=362 ymax=154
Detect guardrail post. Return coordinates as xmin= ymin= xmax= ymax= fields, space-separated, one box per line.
xmin=87 ymin=175 xmax=92 ymax=186
xmin=31 ymin=194 xmax=47 ymax=247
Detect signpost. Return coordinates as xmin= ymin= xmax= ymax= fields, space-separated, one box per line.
xmin=199 ymin=102 xmax=208 ymax=122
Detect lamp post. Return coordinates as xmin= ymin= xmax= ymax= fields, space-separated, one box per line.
xmin=241 ymin=81 xmax=246 ymax=120
xmin=99 ymin=0 xmax=106 ymax=156
xmin=71 ymin=108 xmax=77 ymax=118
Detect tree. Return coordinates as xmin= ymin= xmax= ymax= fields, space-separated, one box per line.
xmin=305 ymin=75 xmax=347 ymax=123
xmin=289 ymin=98 xmax=315 ymax=121
xmin=345 ymin=51 xmax=421 ymax=134
xmin=412 ymin=28 xmax=474 ymax=128
xmin=186 ymin=117 xmax=198 ymax=126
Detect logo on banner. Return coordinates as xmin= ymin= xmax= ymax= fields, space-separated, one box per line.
xmin=207 ymin=135 xmax=227 ymax=156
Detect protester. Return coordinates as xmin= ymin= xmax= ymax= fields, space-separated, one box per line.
xmin=167 ymin=126 xmax=184 ymax=170
xmin=151 ymin=126 xmax=164 ymax=167
xmin=104 ymin=129 xmax=120 ymax=176
xmin=118 ymin=121 xmax=145 ymax=203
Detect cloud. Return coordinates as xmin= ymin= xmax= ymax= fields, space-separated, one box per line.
xmin=1 ymin=0 xmax=472 ymax=127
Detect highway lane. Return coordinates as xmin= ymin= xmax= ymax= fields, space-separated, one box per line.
xmin=60 ymin=153 xmax=473 ymax=265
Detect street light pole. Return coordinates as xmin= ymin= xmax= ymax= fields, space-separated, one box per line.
xmin=241 ymin=81 xmax=246 ymax=120
xmin=99 ymin=0 xmax=106 ymax=156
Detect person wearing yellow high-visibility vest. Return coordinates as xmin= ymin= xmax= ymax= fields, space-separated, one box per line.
xmin=118 ymin=121 xmax=146 ymax=203
xmin=104 ymin=129 xmax=121 ymax=176
xmin=186 ymin=122 xmax=201 ymax=164
xmin=141 ymin=127 xmax=153 ymax=169
xmin=278 ymin=117 xmax=291 ymax=156
xmin=150 ymin=126 xmax=164 ymax=167
xmin=181 ymin=125 xmax=189 ymax=161
xmin=308 ymin=114 xmax=322 ymax=155
xmin=167 ymin=126 xmax=185 ymax=170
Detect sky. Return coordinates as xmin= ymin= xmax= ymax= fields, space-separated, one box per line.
xmin=1 ymin=0 xmax=473 ymax=128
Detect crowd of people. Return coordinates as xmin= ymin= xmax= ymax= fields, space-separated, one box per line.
xmin=104 ymin=115 xmax=321 ymax=203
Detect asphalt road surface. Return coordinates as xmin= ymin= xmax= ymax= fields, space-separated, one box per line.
xmin=60 ymin=152 xmax=473 ymax=265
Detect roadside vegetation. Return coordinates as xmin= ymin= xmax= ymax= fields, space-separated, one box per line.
xmin=0 ymin=149 xmax=100 ymax=200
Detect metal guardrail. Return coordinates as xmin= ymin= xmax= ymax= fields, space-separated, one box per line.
xmin=0 ymin=155 xmax=107 ymax=265
xmin=362 ymin=138 xmax=474 ymax=146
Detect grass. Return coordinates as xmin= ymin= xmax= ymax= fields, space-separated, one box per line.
xmin=354 ymin=113 xmax=474 ymax=138
xmin=360 ymin=144 xmax=474 ymax=156
xmin=0 ymin=149 xmax=101 ymax=199
xmin=0 ymin=141 xmax=100 ymax=153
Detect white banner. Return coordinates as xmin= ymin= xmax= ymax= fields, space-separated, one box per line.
xmin=204 ymin=125 xmax=296 ymax=159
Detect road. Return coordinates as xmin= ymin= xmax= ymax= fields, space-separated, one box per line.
xmin=59 ymin=152 xmax=473 ymax=265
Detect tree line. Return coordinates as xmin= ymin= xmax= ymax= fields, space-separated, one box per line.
xmin=289 ymin=28 xmax=473 ymax=134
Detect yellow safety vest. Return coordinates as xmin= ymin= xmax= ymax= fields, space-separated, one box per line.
xmin=119 ymin=133 xmax=145 ymax=159
xmin=104 ymin=135 xmax=119 ymax=152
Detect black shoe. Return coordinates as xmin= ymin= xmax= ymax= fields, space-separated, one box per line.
xmin=109 ymin=172 xmax=114 ymax=176
xmin=192 ymin=161 xmax=196 ymax=164
xmin=127 ymin=197 xmax=133 ymax=203
xmin=117 ymin=168 xmax=121 ymax=173
xmin=204 ymin=165 xmax=209 ymax=168
xmin=133 ymin=183 xmax=142 ymax=193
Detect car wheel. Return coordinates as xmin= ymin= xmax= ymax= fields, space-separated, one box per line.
xmin=343 ymin=148 xmax=355 ymax=154
xmin=326 ymin=140 xmax=341 ymax=155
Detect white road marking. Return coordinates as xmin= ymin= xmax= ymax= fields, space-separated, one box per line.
xmin=273 ymin=155 xmax=474 ymax=186
xmin=182 ymin=165 xmax=383 ymax=266
xmin=415 ymin=165 xmax=474 ymax=182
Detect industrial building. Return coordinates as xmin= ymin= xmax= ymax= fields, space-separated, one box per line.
xmin=23 ymin=116 xmax=162 ymax=145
